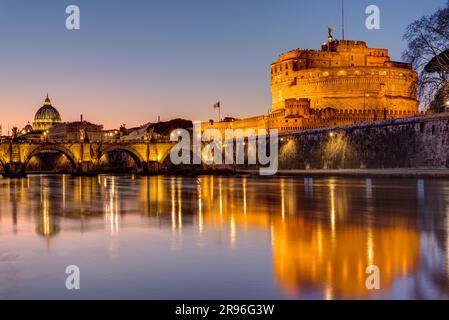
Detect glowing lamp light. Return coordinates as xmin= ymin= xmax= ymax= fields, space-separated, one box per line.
xmin=329 ymin=132 xmax=335 ymax=138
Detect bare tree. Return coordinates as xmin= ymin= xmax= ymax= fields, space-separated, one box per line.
xmin=403 ymin=1 xmax=449 ymax=111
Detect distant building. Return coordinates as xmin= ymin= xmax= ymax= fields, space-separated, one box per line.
xmin=48 ymin=117 xmax=104 ymax=142
xmin=14 ymin=97 xmax=109 ymax=142
xmin=33 ymin=94 xmax=62 ymax=131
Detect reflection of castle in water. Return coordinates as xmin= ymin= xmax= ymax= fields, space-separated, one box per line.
xmin=1 ymin=175 xmax=449 ymax=298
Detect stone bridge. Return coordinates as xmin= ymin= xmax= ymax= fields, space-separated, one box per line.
xmin=0 ymin=140 xmax=176 ymax=177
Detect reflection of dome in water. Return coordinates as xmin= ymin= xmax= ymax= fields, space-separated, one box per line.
xmin=33 ymin=94 xmax=62 ymax=131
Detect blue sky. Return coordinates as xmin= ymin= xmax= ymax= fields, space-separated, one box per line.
xmin=0 ymin=0 xmax=445 ymax=129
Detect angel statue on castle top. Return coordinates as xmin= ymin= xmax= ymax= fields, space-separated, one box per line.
xmin=327 ymin=26 xmax=334 ymax=42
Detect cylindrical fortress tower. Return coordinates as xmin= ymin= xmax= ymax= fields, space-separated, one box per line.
xmin=270 ymin=40 xmax=419 ymax=115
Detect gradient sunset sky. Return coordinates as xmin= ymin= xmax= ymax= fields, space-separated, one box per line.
xmin=0 ymin=0 xmax=445 ymax=130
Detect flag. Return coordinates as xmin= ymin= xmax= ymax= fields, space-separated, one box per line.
xmin=213 ymin=101 xmax=220 ymax=109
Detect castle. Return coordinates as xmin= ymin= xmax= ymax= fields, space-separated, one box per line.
xmin=202 ymin=33 xmax=421 ymax=135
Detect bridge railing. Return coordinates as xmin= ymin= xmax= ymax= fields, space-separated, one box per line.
xmin=4 ymin=137 xmax=173 ymax=145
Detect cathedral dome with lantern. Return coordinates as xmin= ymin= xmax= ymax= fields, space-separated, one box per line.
xmin=33 ymin=94 xmax=62 ymax=131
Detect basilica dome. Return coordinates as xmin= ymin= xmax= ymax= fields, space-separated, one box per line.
xmin=33 ymin=94 xmax=62 ymax=131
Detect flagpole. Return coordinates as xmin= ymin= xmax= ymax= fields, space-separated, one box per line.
xmin=342 ymin=0 xmax=345 ymax=40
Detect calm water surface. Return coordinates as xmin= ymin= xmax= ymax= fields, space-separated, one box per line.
xmin=0 ymin=174 xmax=448 ymax=299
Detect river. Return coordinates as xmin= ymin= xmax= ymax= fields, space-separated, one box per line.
xmin=0 ymin=175 xmax=448 ymax=299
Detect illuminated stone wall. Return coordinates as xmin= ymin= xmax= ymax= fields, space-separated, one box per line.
xmin=278 ymin=113 xmax=449 ymax=169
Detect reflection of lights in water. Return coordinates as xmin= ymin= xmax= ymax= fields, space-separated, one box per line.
xmin=230 ymin=215 xmax=236 ymax=248
xmin=326 ymin=261 xmax=332 ymax=282
xmin=324 ymin=284 xmax=333 ymax=300
xmin=367 ymin=229 xmax=374 ymax=265
xmin=402 ymin=257 xmax=408 ymax=277
xmin=271 ymin=215 xmax=420 ymax=298
xmin=197 ymin=181 xmax=203 ymax=233
xmin=304 ymin=177 xmax=313 ymax=194
xmin=329 ymin=181 xmax=336 ymax=238
xmin=417 ymin=179 xmax=425 ymax=201
xmin=6 ymin=179 xmax=10 ymax=202
xmin=281 ymin=178 xmax=285 ymax=222
xmin=177 ymin=178 xmax=182 ymax=231
xmin=317 ymin=224 xmax=323 ymax=259
xmin=243 ymin=177 xmax=247 ymax=215
xmin=219 ymin=177 xmax=223 ymax=216
xmin=78 ymin=176 xmax=82 ymax=200
xmin=342 ymin=259 xmax=349 ymax=280
xmin=105 ymin=177 xmax=119 ymax=233
xmin=35 ymin=178 xmax=56 ymax=240
xmin=40 ymin=176 xmax=43 ymax=202
xmin=366 ymin=178 xmax=372 ymax=199
xmin=210 ymin=176 xmax=214 ymax=202
xmin=358 ymin=259 xmax=364 ymax=282
xmin=171 ymin=177 xmax=176 ymax=231
xmin=20 ymin=178 xmax=25 ymax=202
xmin=62 ymin=175 xmax=66 ymax=209
xmin=42 ymin=186 xmax=51 ymax=237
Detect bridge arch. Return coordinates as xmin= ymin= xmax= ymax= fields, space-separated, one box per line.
xmin=160 ymin=150 xmax=202 ymax=174
xmin=98 ymin=145 xmax=145 ymax=171
xmin=24 ymin=145 xmax=78 ymax=172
